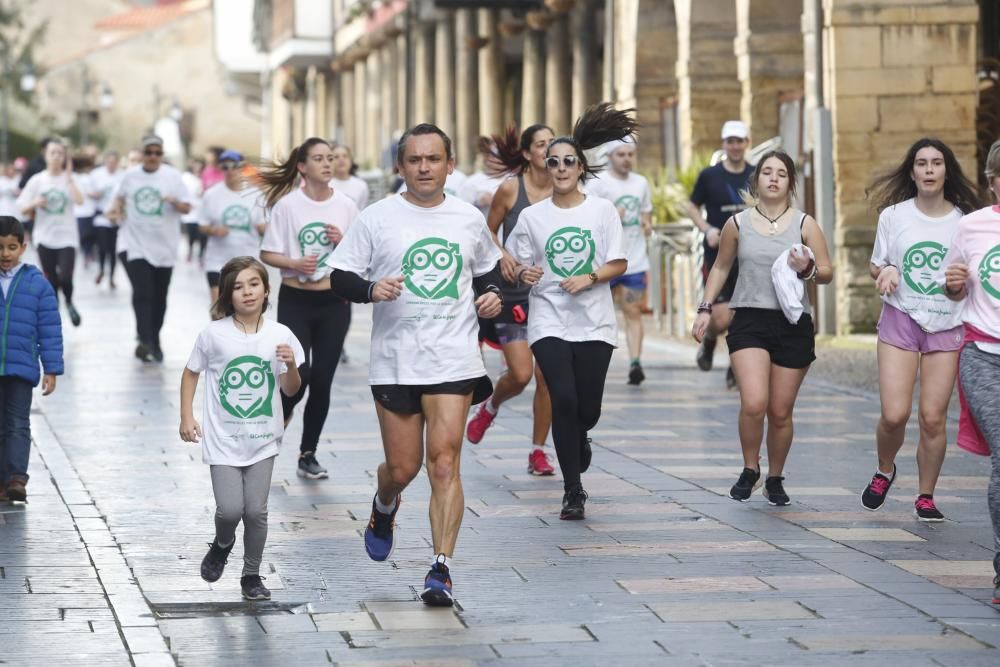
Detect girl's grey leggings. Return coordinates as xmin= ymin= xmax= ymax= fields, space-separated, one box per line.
xmin=959 ymin=344 xmax=1000 ymax=571
xmin=210 ymin=455 xmax=275 ymax=577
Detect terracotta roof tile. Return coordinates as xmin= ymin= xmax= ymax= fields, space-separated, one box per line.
xmin=95 ymin=0 xmax=208 ymax=32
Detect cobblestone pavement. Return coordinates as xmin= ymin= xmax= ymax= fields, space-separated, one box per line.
xmin=2 ymin=254 xmax=999 ymax=666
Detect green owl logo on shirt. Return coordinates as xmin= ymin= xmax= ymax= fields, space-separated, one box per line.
xmin=297 ymin=222 xmax=332 ymax=268
xmin=614 ymin=195 xmax=642 ymax=227
xmin=134 ymin=186 xmax=163 ymax=216
xmin=979 ymin=244 xmax=1000 ymax=301
xmin=219 ymin=356 xmax=275 ymax=419
xmin=902 ymin=241 xmax=947 ymax=295
xmin=43 ymin=190 xmax=68 ymax=214
xmin=402 ymin=237 xmax=463 ymax=300
xmin=221 ymin=205 xmax=252 ymax=232
xmin=545 ymin=226 xmax=596 ymax=278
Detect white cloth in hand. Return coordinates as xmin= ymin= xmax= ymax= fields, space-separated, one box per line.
xmin=771 ymin=244 xmax=815 ymax=324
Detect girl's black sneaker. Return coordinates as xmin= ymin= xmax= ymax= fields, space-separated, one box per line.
xmin=560 ymin=487 xmax=588 ymax=520
xmin=729 ymin=467 xmax=761 ymax=501
xmin=200 ymin=538 xmax=234 ymax=583
xmin=763 ymin=476 xmax=791 ymax=506
xmin=241 ymin=575 xmax=271 ymax=601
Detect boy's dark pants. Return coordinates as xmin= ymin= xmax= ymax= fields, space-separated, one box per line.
xmin=0 ymin=376 xmax=33 ymax=483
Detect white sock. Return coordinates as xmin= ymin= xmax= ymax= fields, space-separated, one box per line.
xmin=484 ymin=399 xmax=498 ymax=416
xmin=434 ymin=554 xmax=452 ymax=570
xmin=532 ymin=444 xmax=545 ymax=452
xmin=374 ymin=493 xmax=398 ymax=514
xmin=876 ymin=466 xmax=893 ymax=478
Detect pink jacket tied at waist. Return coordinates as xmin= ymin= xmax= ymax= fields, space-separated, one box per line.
xmin=957 ymin=323 xmax=1000 ymax=456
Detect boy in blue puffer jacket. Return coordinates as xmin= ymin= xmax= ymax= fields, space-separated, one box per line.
xmin=0 ymin=216 xmax=63 ymax=502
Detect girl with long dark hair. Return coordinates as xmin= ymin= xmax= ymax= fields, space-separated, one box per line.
xmin=465 ymin=123 xmax=558 ymax=477
xmin=692 ymin=150 xmax=833 ymax=507
xmin=258 ymin=137 xmax=358 ymax=480
xmin=861 ymin=138 xmax=982 ymax=521
xmin=506 ymin=103 xmax=636 ymax=519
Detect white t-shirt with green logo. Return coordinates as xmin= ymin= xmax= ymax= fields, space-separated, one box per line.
xmin=186 ymin=317 xmax=305 ymax=466
xmin=200 ymin=183 xmax=266 ymax=273
xmin=505 ymin=195 xmax=627 ymax=347
xmin=329 ymin=176 xmax=370 ymax=211
xmin=117 ymin=164 xmax=191 ymax=267
xmin=16 ymin=171 xmax=78 ymax=249
xmin=586 ymin=171 xmax=653 ymax=274
xmin=330 ymin=194 xmax=502 ymax=385
xmin=260 ymin=187 xmax=358 ymax=283
xmin=870 ymin=198 xmax=963 ymax=332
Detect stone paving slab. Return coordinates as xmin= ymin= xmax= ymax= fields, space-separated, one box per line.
xmin=6 ymin=255 xmax=1000 ymax=665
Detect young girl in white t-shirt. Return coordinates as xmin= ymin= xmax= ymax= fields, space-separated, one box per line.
xmin=862 ymin=138 xmax=982 ymax=522
xmin=506 ymin=103 xmax=635 ymax=521
xmin=179 ymin=256 xmax=304 ymax=601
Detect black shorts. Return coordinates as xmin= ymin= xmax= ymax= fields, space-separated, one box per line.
xmin=206 ymin=271 xmax=220 ymax=288
xmin=371 ymin=376 xmax=493 ymax=415
xmin=727 ymin=308 xmax=816 ymax=369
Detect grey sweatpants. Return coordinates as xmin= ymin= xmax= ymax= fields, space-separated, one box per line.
xmin=958 ymin=345 xmax=1000 ymax=569
xmin=210 ymin=455 xmax=275 ymax=577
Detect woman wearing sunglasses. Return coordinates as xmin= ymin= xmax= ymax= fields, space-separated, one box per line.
xmin=465 ymin=123 xmax=557 ymax=477
xmin=505 ymin=103 xmax=636 ymax=520
xmin=200 ymin=150 xmax=267 ymax=302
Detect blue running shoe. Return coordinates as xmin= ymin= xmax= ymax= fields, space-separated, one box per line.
xmin=364 ymin=494 xmax=399 ymax=561
xmin=421 ymin=555 xmax=454 ymax=607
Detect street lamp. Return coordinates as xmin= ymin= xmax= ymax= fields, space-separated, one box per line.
xmin=78 ymin=69 xmax=113 ymax=147
xmin=100 ymin=85 xmax=114 ymax=110
xmin=168 ymin=99 xmax=183 ymax=122
xmin=1 ymin=63 xmax=38 ymax=163
xmin=19 ymin=65 xmax=35 ymax=94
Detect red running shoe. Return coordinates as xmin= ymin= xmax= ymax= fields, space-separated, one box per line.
xmin=465 ymin=401 xmax=496 ymax=444
xmin=528 ymin=449 xmax=555 ymax=476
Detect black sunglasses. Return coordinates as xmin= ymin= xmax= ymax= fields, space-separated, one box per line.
xmin=545 ymin=155 xmax=579 ymax=170
xmin=220 ymin=162 xmax=243 ymax=171
xmin=144 ymin=150 xmax=163 ymax=157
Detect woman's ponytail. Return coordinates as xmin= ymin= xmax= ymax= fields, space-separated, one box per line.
xmin=256 ymin=137 xmax=329 ymax=210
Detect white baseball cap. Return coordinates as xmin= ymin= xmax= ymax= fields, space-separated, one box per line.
xmin=720 ymin=120 xmax=749 ymax=140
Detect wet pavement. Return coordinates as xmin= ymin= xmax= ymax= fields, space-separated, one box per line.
xmin=2 ymin=249 xmax=999 ymax=666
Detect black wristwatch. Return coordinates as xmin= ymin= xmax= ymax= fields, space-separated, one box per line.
xmin=588 ymin=272 xmax=598 ymax=283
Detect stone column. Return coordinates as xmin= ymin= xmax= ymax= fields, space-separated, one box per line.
xmin=326 ymin=70 xmax=341 ymax=141
xmin=434 ymin=12 xmax=456 ymax=139
xmin=571 ymin=0 xmax=600 ymax=120
xmin=478 ymin=8 xmax=504 ymax=138
xmin=353 ymin=58 xmax=368 ymax=162
xmin=380 ymin=40 xmax=399 ymax=167
xmin=340 ymin=65 xmax=356 ymax=152
xmin=303 ymin=66 xmax=318 ymax=138
xmin=521 ymin=27 xmax=546 ymax=126
xmin=366 ymin=51 xmax=381 ymax=168
xmin=314 ymin=70 xmax=328 ymax=140
xmin=824 ymin=0 xmax=979 ymax=332
xmin=414 ymin=21 xmax=435 ymax=123
xmin=735 ymin=0 xmax=803 ymax=142
xmin=396 ymin=33 xmax=408 ymax=132
xmin=545 ymin=12 xmax=572 ymax=135
xmin=674 ymin=0 xmax=741 ymax=165
xmin=270 ymin=69 xmax=291 ymax=158
xmin=455 ymin=8 xmax=480 ymax=172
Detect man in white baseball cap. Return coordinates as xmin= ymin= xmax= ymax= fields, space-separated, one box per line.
xmin=685 ymin=120 xmax=753 ymax=389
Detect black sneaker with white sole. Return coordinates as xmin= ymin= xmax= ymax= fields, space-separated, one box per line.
xmin=240 ymin=575 xmax=271 ymax=601
xmin=763 ymin=476 xmax=791 ymax=506
xmin=729 ymin=467 xmax=761 ymax=502
xmin=200 ymin=538 xmax=234 ymax=583
xmin=297 ymin=451 xmax=328 ymax=479
xmin=628 ymin=362 xmax=645 ymax=386
xmin=861 ymin=465 xmax=896 ymax=511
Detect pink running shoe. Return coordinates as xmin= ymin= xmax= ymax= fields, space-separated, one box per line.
xmin=528 ymin=449 xmax=555 ymax=476
xmin=466 ymin=401 xmax=496 ymax=444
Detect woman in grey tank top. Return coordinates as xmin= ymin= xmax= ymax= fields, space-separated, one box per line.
xmin=465 ymin=124 xmax=558 ymax=478
xmin=691 ymin=150 xmax=833 ymax=507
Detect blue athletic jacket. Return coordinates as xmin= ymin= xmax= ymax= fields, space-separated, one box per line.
xmin=0 ymin=264 xmax=64 ymax=385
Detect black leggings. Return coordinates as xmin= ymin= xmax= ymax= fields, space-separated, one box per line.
xmin=127 ymin=259 xmax=172 ymax=349
xmin=183 ymin=222 xmax=206 ymax=258
xmin=36 ymin=245 xmax=76 ymax=304
xmin=531 ymin=337 xmax=613 ymax=492
xmin=95 ymin=226 xmax=118 ymax=276
xmin=77 ymin=216 xmax=96 ymax=259
xmin=277 ymin=284 xmax=351 ymax=454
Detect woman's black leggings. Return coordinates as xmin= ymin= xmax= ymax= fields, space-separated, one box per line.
xmin=36 ymin=245 xmax=76 ymax=303
xmin=77 ymin=216 xmax=96 ymax=259
xmin=127 ymin=259 xmax=172 ymax=350
xmin=95 ymin=226 xmax=118 ymax=275
xmin=277 ymin=284 xmax=351 ymax=454
xmin=531 ymin=337 xmax=613 ymax=492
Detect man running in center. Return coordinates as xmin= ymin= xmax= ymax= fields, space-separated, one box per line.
xmin=330 ymin=124 xmax=503 ymax=607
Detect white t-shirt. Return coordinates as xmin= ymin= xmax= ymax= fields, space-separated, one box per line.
xmin=456 ymin=171 xmax=504 ymax=214
xmin=181 ymin=171 xmax=203 ymax=224
xmin=186 ymin=317 xmax=305 ymax=466
xmin=116 ymin=164 xmax=190 ymax=267
xmin=90 ymin=166 xmax=124 ymax=228
xmin=941 ymin=205 xmax=1000 ymax=353
xmin=73 ymin=172 xmax=97 ymax=218
xmin=16 ymin=171 xmax=79 ymax=249
xmin=330 ymin=193 xmax=502 ymax=385
xmin=871 ymin=198 xmax=963 ymax=332
xmin=0 ymin=175 xmax=19 ymax=218
xmin=329 ymin=176 xmax=370 ymax=211
xmin=200 ymin=183 xmax=266 ymax=273
xmin=260 ymin=187 xmax=358 ymax=283
xmin=505 ymin=195 xmax=627 ymax=346
xmin=587 ymin=171 xmax=653 ymax=274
